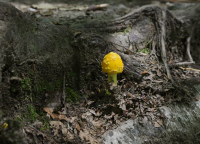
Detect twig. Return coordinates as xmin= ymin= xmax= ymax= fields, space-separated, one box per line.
xmin=179 ymin=67 xmax=200 ymax=72
xmin=26 ymin=125 xmax=58 ymax=144
xmin=169 ymin=61 xmax=195 ymax=67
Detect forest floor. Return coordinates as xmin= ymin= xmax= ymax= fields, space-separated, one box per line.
xmin=1 ymin=1 xmax=200 ymax=144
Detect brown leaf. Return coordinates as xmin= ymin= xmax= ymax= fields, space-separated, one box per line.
xmin=114 ymin=114 xmax=118 ymax=121
xmin=157 ymin=69 xmax=162 ymax=77
xmin=87 ymin=100 xmax=94 ymax=105
xmin=196 ymin=95 xmax=200 ymax=101
xmin=127 ymin=112 xmax=135 ymax=118
xmin=145 ymin=108 xmax=156 ymax=112
xmin=79 ymin=129 xmax=99 ymax=144
xmin=92 ymin=120 xmax=102 ymax=129
xmin=43 ymin=107 xmax=59 ymax=119
xmin=142 ymin=71 xmax=148 ymax=75
xmin=154 ymin=119 xmax=163 ymax=127
xmin=58 ymin=114 xmax=70 ymax=121
xmin=76 ymin=123 xmax=81 ymax=131
xmin=49 ymin=121 xmax=67 ymax=136
xmin=154 ymin=121 xmax=160 ymax=127
xmin=143 ymin=72 xmax=155 ymax=81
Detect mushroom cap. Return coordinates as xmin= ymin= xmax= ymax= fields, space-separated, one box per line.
xmin=101 ymin=52 xmax=123 ymax=73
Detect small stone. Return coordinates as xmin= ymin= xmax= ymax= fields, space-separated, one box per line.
xmin=109 ymin=131 xmax=113 ymax=136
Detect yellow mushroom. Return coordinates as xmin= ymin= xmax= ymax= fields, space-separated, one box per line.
xmin=2 ymin=123 xmax=8 ymax=128
xmin=101 ymin=52 xmax=123 ymax=94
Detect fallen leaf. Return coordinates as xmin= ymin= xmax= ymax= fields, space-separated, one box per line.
xmin=58 ymin=114 xmax=70 ymax=121
xmin=157 ymin=69 xmax=162 ymax=77
xmin=87 ymin=100 xmax=94 ymax=106
xmin=43 ymin=107 xmax=59 ymax=119
xmin=92 ymin=120 xmax=102 ymax=129
xmin=196 ymin=95 xmax=200 ymax=101
xmin=154 ymin=122 xmax=160 ymax=127
xmin=82 ymin=112 xmax=92 ymax=120
xmin=143 ymin=72 xmax=155 ymax=81
xmin=114 ymin=114 xmax=118 ymax=121
xmin=79 ymin=129 xmax=99 ymax=144
xmin=154 ymin=119 xmax=163 ymax=127
xmin=49 ymin=121 xmax=66 ymax=136
xmin=76 ymin=123 xmax=81 ymax=131
xmin=142 ymin=71 xmax=148 ymax=75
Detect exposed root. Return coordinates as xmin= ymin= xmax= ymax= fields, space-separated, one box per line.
xmin=160 ymin=9 xmax=174 ymax=84
xmin=186 ymin=36 xmax=194 ymax=63
xmin=62 ymin=72 xmax=66 ymax=105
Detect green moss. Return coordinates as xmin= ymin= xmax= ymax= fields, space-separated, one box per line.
xmin=66 ymin=87 xmax=80 ymax=103
xmin=35 ymin=78 xmax=63 ymax=93
xmin=28 ymin=69 xmax=34 ymax=75
xmin=140 ymin=48 xmax=149 ymax=55
xmin=24 ymin=105 xmax=38 ymax=122
xmin=123 ymin=27 xmax=131 ymax=34
xmin=41 ymin=121 xmax=50 ymax=130
xmin=30 ymin=45 xmax=39 ymax=52
xmin=21 ymin=77 xmax=31 ymax=91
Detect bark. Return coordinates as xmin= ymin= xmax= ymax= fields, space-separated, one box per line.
xmin=0 ymin=1 xmax=200 ymax=144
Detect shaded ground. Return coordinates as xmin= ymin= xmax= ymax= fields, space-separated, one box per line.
xmin=1 ymin=0 xmax=200 ymax=144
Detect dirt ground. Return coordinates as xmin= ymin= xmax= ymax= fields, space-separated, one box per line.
xmin=1 ymin=0 xmax=200 ymax=144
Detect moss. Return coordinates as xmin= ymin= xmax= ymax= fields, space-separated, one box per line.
xmin=123 ymin=27 xmax=131 ymax=34
xmin=28 ymin=69 xmax=34 ymax=75
xmin=34 ymin=78 xmax=63 ymax=93
xmin=140 ymin=48 xmax=149 ymax=55
xmin=24 ymin=105 xmax=38 ymax=122
xmin=21 ymin=77 xmax=32 ymax=91
xmin=65 ymin=87 xmax=80 ymax=103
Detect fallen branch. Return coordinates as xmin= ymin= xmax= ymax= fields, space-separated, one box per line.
xmin=180 ymin=67 xmax=200 ymax=72
xmin=25 ymin=125 xmax=58 ymax=144
xmin=169 ymin=61 xmax=195 ymax=67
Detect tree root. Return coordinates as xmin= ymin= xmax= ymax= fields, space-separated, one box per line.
xmin=160 ymin=9 xmax=174 ymax=84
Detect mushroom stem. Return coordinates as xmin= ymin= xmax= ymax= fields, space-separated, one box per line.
xmin=108 ymin=73 xmax=117 ymax=85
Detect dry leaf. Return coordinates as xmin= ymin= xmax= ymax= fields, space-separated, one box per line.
xmin=143 ymin=72 xmax=155 ymax=81
xmin=157 ymin=69 xmax=162 ymax=77
xmin=154 ymin=121 xmax=160 ymax=127
xmin=50 ymin=121 xmax=66 ymax=136
xmin=82 ymin=112 xmax=92 ymax=119
xmin=79 ymin=129 xmax=99 ymax=144
xmin=76 ymin=123 xmax=81 ymax=131
xmin=196 ymin=95 xmax=200 ymax=101
xmin=44 ymin=107 xmax=73 ymax=122
xmin=86 ymin=100 xmax=94 ymax=106
xmin=43 ymin=107 xmax=59 ymax=119
xmin=154 ymin=119 xmax=163 ymax=127
xmin=92 ymin=120 xmax=102 ymax=129
xmin=142 ymin=71 xmax=148 ymax=75
xmin=114 ymin=114 xmax=118 ymax=121
xmin=58 ymin=114 xmax=70 ymax=121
